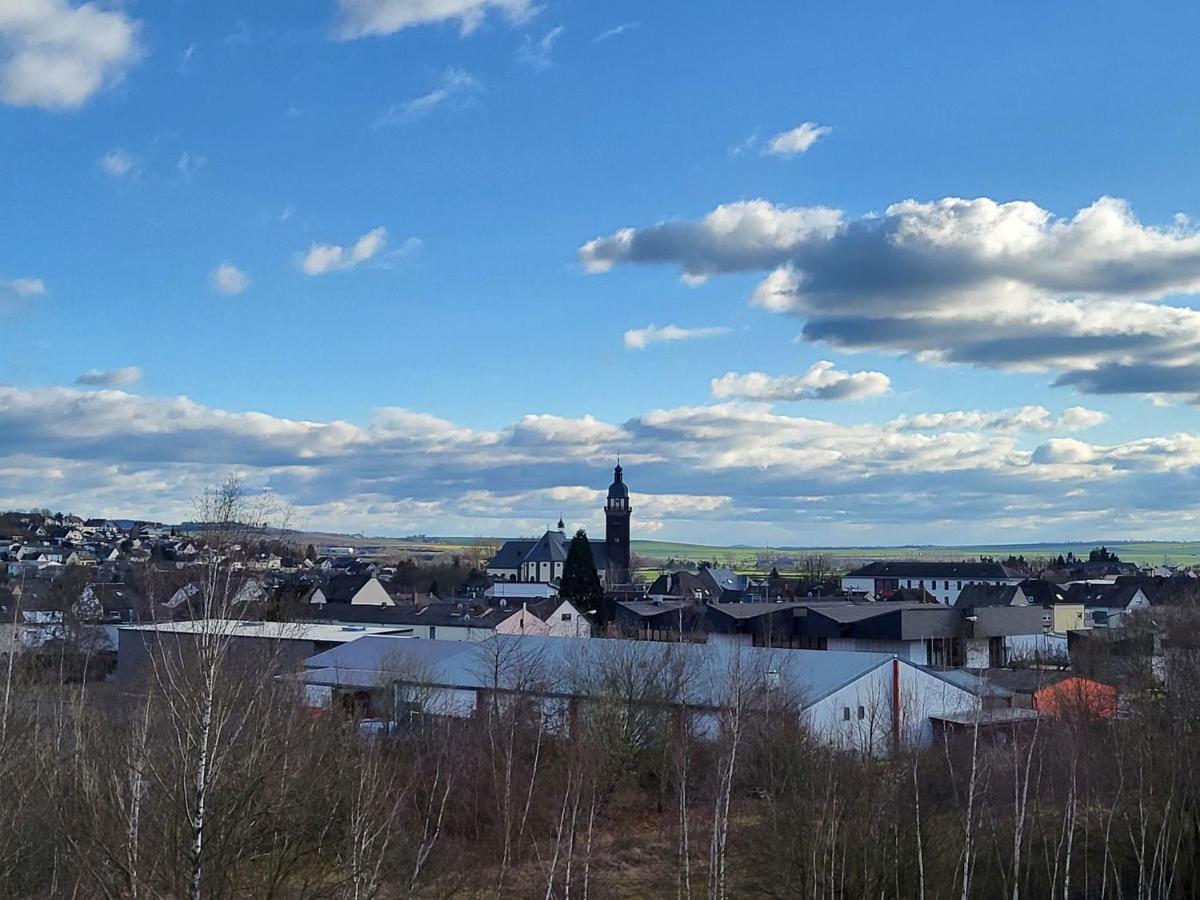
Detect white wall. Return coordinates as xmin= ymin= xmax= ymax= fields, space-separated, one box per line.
xmin=804 ymin=659 xmax=988 ymax=751
xmin=544 ymin=601 xmax=592 ymax=638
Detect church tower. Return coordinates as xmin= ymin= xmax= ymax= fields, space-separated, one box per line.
xmin=604 ymin=461 xmax=632 ymax=584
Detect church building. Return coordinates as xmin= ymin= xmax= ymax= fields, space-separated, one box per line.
xmin=486 ymin=462 xmax=634 ymax=585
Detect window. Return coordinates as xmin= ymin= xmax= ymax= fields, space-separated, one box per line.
xmin=944 ymin=581 xmax=949 ymax=590
xmin=429 ymin=626 xmax=436 ymax=640
xmin=561 ymin=613 xmax=572 ymax=621
xmin=857 ymin=706 xmax=865 ymax=720
xmin=842 ymin=707 xmax=851 ymax=721
xmin=957 ymin=581 xmax=962 ymax=590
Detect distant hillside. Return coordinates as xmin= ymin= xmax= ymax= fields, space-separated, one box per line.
xmin=629 ymin=539 xmax=1200 ymax=568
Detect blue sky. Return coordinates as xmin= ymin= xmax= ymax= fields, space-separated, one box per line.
xmin=5 ymin=0 xmax=1200 ymax=545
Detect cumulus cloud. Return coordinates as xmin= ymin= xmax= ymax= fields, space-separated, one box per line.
xmin=334 ymin=0 xmax=536 ymax=38
xmin=763 ymin=122 xmax=831 ymax=157
xmin=99 ymin=148 xmax=134 ymax=177
xmin=75 ymin=366 xmax=142 ymax=387
xmin=582 ymin=196 xmax=1200 ymax=398
xmin=623 ymin=323 xmax=731 ymax=350
xmin=711 ymin=361 xmax=890 ymax=402
xmin=517 ymin=25 xmax=564 ymax=72
xmin=1 ymin=384 xmax=1199 ymax=542
xmin=375 ymin=67 xmax=480 ymax=126
xmin=301 ymin=226 xmax=388 ymax=275
xmin=210 ymin=263 xmax=250 ymax=295
xmin=0 ymin=0 xmax=141 ymax=110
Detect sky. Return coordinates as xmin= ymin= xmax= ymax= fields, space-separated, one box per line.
xmin=5 ymin=0 xmax=1200 ymax=546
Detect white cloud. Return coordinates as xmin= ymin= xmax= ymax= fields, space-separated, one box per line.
xmin=99 ymin=148 xmax=134 ymax=177
xmin=763 ymin=122 xmax=831 ymax=157
xmin=0 ymin=0 xmax=141 ymax=110
xmin=711 ymin=362 xmax=891 ymax=402
xmin=75 ymin=366 xmax=142 ymax=387
xmin=210 ymin=263 xmax=250 ymax=295
xmin=623 ymin=323 xmax=730 ymax=350
xmin=301 ymin=226 xmax=388 ymax=275
xmin=375 ymin=67 xmax=481 ymax=127
xmin=592 ymin=21 xmax=637 ymax=43
xmin=334 ymin=0 xmax=536 ymax=38
xmin=517 ymin=25 xmax=563 ymax=72
xmin=1056 ymin=406 xmax=1109 ymax=431
xmin=2 ymin=384 xmax=1199 ymax=542
xmin=582 ymin=196 xmax=1200 ymax=399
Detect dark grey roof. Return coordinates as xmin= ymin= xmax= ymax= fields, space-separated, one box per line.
xmin=703 ymin=567 xmax=749 ymax=592
xmin=523 ymin=531 xmax=569 ymax=564
xmin=1018 ymin=579 xmax=1069 ymax=606
xmin=617 ymin=600 xmax=690 ymax=618
xmin=927 ymin=668 xmax=1013 ymax=699
xmin=1068 ymin=583 xmax=1147 ymax=609
xmin=707 ymin=602 xmax=802 ymax=620
xmin=487 ymin=540 xmax=535 ymax=570
xmin=982 ymin=669 xmax=1073 ymax=694
xmin=847 ymin=560 xmax=1018 ymax=579
xmin=954 ymin=583 xmax=1023 ymax=609
xmin=324 ymin=573 xmax=373 ymax=604
xmin=606 ymin=463 xmax=629 ymax=500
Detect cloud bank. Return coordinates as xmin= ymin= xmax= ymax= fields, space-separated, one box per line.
xmin=1 ymin=385 xmax=1196 ymax=544
xmin=581 ymin=196 xmax=1200 ymax=400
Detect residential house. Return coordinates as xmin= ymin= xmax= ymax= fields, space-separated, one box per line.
xmin=309 ymin=574 xmax=394 ymax=607
xmin=842 ymin=560 xmax=1024 ymax=606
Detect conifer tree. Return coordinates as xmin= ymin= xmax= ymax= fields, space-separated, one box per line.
xmin=560 ymin=529 xmax=603 ymax=612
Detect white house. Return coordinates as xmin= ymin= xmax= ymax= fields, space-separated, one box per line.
xmin=309 ymin=575 xmax=394 ymax=607
xmin=543 ymin=599 xmax=593 ymax=638
xmin=842 ymin=560 xmax=1024 ymax=606
xmin=494 ymin=604 xmax=552 ymax=637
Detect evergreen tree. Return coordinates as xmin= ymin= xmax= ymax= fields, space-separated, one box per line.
xmin=305 ymin=543 xmax=316 ymax=562
xmin=560 ymin=529 xmax=605 ymax=620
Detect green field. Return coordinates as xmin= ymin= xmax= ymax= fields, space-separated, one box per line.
xmin=628 ymin=539 xmax=1200 ymax=569
xmin=283 ymin=529 xmax=1200 ymax=571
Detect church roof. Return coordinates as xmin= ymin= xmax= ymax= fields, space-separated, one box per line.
xmin=607 ymin=462 xmax=629 ymax=500
xmin=486 ymin=540 xmax=536 ymax=570
xmin=523 ymin=530 xmax=570 ymax=564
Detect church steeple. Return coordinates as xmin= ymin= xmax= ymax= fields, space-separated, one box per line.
xmin=604 ymin=460 xmax=632 ymax=584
